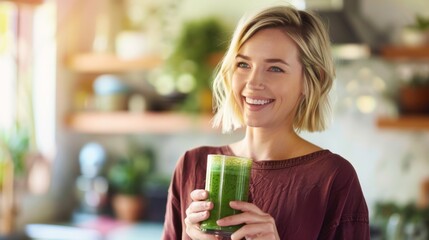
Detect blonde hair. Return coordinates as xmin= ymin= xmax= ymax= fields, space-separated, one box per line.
xmin=212 ymin=5 xmax=335 ymax=133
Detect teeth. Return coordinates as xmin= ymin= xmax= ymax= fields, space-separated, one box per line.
xmin=245 ymin=97 xmax=272 ymax=105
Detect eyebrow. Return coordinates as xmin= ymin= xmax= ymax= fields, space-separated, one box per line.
xmin=236 ymin=54 xmax=290 ymax=66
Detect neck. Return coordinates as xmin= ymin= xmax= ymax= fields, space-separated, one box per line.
xmin=230 ymin=126 xmax=321 ymax=161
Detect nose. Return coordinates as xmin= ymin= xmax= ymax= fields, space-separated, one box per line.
xmin=246 ymin=68 xmax=265 ymax=90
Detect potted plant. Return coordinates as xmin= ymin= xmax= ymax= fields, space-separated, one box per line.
xmin=398 ymin=72 xmax=429 ymax=115
xmin=152 ymin=17 xmax=228 ymax=113
xmin=107 ymin=149 xmax=153 ymax=222
xmin=400 ymin=14 xmax=429 ymax=46
xmin=0 ymin=124 xmax=30 ymax=181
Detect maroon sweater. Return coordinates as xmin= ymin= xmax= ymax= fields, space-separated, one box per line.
xmin=162 ymin=146 xmax=369 ymax=239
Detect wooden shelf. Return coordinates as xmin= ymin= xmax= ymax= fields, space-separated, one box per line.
xmin=380 ymin=45 xmax=429 ymax=60
xmin=4 ymin=0 xmax=43 ymax=5
xmin=64 ymin=112 xmax=220 ymax=134
xmin=67 ymin=53 xmax=163 ymax=73
xmin=377 ymin=115 xmax=429 ymax=130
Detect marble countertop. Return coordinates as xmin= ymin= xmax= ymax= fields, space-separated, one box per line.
xmin=25 ymin=217 xmax=164 ymax=240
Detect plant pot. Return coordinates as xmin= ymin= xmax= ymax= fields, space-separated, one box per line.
xmin=112 ymin=194 xmax=145 ymax=222
xmin=399 ymin=28 xmax=427 ymax=46
xmin=399 ymin=86 xmax=429 ymax=114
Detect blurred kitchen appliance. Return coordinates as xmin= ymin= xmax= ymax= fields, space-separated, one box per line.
xmin=315 ymin=0 xmax=385 ymax=59
xmin=76 ymin=142 xmax=108 ymax=214
xmin=93 ymin=75 xmax=129 ymax=112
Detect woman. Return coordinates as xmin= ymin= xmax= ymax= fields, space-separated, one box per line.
xmin=162 ymin=5 xmax=369 ymax=240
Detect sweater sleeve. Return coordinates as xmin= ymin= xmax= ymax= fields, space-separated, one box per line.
xmin=161 ymin=147 xmax=216 ymax=240
xmin=161 ymin=154 xmax=185 ymax=240
xmin=318 ymin=160 xmax=370 ymax=240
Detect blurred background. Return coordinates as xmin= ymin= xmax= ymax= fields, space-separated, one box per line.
xmin=0 ymin=0 xmax=429 ymax=239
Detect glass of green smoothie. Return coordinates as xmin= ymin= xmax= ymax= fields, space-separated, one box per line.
xmin=200 ymin=154 xmax=253 ymax=237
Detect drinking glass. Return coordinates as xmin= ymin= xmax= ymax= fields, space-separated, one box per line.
xmin=200 ymin=154 xmax=253 ymax=237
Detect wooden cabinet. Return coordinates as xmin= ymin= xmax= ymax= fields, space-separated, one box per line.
xmin=380 ymin=45 xmax=429 ymax=60
xmin=377 ymin=116 xmax=429 ymax=131
xmin=65 ymin=53 xmax=218 ymax=134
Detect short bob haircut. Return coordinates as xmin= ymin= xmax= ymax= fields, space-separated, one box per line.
xmin=212 ymin=5 xmax=335 ymax=133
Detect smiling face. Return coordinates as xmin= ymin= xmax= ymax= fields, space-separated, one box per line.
xmin=232 ymin=27 xmax=304 ymax=130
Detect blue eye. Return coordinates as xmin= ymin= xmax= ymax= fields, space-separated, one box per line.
xmin=237 ymin=62 xmax=249 ymax=68
xmin=269 ymin=66 xmax=284 ymax=73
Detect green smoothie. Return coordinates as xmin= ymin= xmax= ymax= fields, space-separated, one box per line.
xmin=200 ymin=154 xmax=252 ymax=237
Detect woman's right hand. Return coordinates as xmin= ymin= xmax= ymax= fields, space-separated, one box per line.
xmin=184 ymin=189 xmax=220 ymax=240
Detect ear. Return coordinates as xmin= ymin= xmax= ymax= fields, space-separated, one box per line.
xmin=301 ymin=77 xmax=308 ymax=96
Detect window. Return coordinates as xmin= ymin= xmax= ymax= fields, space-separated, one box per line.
xmin=0 ymin=1 xmax=55 ymax=194
xmin=0 ymin=3 xmax=17 ymax=131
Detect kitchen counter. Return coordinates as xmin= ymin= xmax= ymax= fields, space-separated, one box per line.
xmin=25 ymin=218 xmax=163 ymax=240
xmin=105 ymin=222 xmax=163 ymax=240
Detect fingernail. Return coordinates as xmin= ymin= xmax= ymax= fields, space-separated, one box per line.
xmin=201 ymin=191 xmax=207 ymax=198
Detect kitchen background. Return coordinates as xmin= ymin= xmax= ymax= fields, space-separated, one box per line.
xmin=1 ymin=0 xmax=429 ymax=239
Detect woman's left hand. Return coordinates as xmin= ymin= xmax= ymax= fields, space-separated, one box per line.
xmin=216 ymin=201 xmax=280 ymax=240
